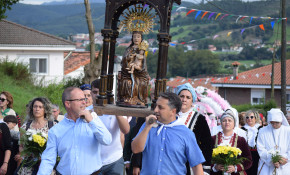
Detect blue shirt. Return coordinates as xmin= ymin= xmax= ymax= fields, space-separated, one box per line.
xmin=137 ymin=121 xmax=205 ymax=175
xmin=37 ymin=114 xmax=112 ymax=175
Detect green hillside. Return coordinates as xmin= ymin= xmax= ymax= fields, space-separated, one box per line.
xmin=0 ymin=62 xmax=66 ymax=120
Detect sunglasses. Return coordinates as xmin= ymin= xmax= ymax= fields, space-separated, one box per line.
xmin=0 ymin=98 xmax=6 ymax=102
xmin=246 ymin=116 xmax=255 ymax=119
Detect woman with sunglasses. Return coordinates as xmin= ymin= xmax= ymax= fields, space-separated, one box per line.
xmin=0 ymin=91 xmax=16 ymax=119
xmin=241 ymin=110 xmax=263 ymax=175
xmin=15 ymin=97 xmax=56 ymax=175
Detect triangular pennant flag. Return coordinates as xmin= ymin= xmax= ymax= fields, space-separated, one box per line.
xmin=213 ymin=35 xmax=219 ymax=40
xmin=176 ymin=7 xmax=186 ymax=12
xmin=277 ymin=18 xmax=282 ymax=24
xmin=169 ymin=43 xmax=176 ymax=46
xmin=220 ymin=14 xmax=229 ymax=20
xmin=262 ymin=73 xmax=265 ymax=76
xmin=201 ymin=11 xmax=208 ymax=19
xmin=259 ymin=24 xmax=265 ymax=31
xmin=236 ymin=16 xmax=242 ymax=23
xmin=250 ymin=17 xmax=253 ymax=24
xmin=227 ymin=32 xmax=232 ymax=37
xmin=211 ymin=78 xmax=215 ymax=81
xmin=186 ymin=9 xmax=196 ymax=16
xmin=195 ymin=11 xmax=202 ymax=19
xmin=236 ymin=76 xmax=239 ymax=80
xmin=181 ymin=42 xmax=186 ymax=44
xmin=215 ymin=13 xmax=221 ymax=20
xmin=241 ymin=29 xmax=245 ymax=34
xmin=271 ymin=21 xmax=275 ymax=29
xmin=208 ymin=12 xmax=215 ymax=19
xmin=228 ymin=15 xmax=234 ymax=19
xmin=144 ymin=4 xmax=148 ymax=8
xmin=240 ymin=16 xmax=246 ymax=21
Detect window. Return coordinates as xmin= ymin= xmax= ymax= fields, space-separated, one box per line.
xmin=287 ymin=92 xmax=290 ymax=103
xmin=29 ymin=58 xmax=47 ymax=73
xmin=251 ymin=89 xmax=265 ymax=105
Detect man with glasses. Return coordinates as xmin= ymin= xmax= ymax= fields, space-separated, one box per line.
xmin=90 ymin=79 xmax=130 ymax=175
xmin=38 ymin=87 xmax=112 ymax=175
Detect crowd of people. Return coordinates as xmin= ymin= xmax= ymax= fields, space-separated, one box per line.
xmin=0 ymin=81 xmax=290 ymax=175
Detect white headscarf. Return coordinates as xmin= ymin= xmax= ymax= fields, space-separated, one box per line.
xmin=220 ymin=107 xmax=239 ymax=129
xmin=267 ymin=108 xmax=289 ymax=126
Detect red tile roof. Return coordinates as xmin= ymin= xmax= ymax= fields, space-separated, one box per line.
xmin=167 ymin=76 xmax=218 ymax=91
xmin=212 ymin=59 xmax=290 ymax=86
xmin=64 ymin=51 xmax=99 ymax=75
xmin=0 ymin=19 xmax=74 ymax=46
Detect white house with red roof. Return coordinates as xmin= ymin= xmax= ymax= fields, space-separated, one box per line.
xmin=211 ymin=60 xmax=290 ymax=107
xmin=0 ymin=19 xmax=76 ymax=85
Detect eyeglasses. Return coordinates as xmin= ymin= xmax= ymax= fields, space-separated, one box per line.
xmin=0 ymin=98 xmax=6 ymax=102
xmin=66 ymin=98 xmax=87 ymax=102
xmin=246 ymin=116 xmax=255 ymax=119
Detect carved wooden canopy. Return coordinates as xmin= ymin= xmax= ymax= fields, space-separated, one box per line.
xmin=97 ymin=0 xmax=181 ymax=110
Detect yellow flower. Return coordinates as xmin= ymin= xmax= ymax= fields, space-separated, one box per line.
xmin=32 ymin=134 xmax=46 ymax=147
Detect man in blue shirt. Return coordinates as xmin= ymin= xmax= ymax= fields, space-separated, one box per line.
xmin=132 ymin=92 xmax=205 ymax=175
xmin=37 ymin=87 xmax=112 ymax=175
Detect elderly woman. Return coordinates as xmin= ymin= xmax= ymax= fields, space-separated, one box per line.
xmin=257 ymin=108 xmax=290 ymax=175
xmin=211 ymin=109 xmax=252 ymax=175
xmin=15 ymin=97 xmax=56 ymax=175
xmin=176 ymin=83 xmax=212 ymax=174
xmin=240 ymin=110 xmax=263 ymax=175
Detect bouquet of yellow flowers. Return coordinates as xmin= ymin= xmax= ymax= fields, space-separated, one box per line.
xmin=212 ymin=145 xmax=246 ymax=173
xmin=19 ymin=128 xmax=48 ymax=167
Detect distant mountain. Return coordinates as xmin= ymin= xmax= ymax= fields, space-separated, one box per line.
xmin=42 ymin=0 xmax=105 ymax=5
xmin=6 ymin=3 xmax=106 ymax=35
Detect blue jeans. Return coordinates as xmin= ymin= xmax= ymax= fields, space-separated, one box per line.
xmin=99 ymin=157 xmax=124 ymax=175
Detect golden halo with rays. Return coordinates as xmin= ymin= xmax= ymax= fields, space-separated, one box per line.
xmin=119 ymin=4 xmax=156 ymax=34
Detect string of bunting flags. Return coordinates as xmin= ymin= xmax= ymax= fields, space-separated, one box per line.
xmin=173 ymin=6 xmax=286 ymax=24
xmin=168 ymin=24 xmax=261 ymax=46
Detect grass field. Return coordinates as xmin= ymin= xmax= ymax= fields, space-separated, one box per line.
xmin=0 ymin=72 xmax=65 ymax=121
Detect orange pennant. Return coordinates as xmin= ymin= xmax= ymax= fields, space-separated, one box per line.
xmin=186 ymin=9 xmax=196 ymax=16
xmin=259 ymin=24 xmax=265 ymax=31
xmin=201 ymin=11 xmax=208 ymax=19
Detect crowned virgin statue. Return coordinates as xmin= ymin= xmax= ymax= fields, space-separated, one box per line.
xmin=117 ymin=4 xmax=155 ymax=107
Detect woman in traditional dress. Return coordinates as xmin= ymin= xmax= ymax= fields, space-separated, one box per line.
xmin=257 ymin=108 xmax=290 ymax=175
xmin=176 ymin=83 xmax=212 ymax=174
xmin=211 ymin=109 xmax=252 ymax=175
xmin=241 ymin=110 xmax=263 ymax=175
xmin=118 ymin=31 xmax=149 ymax=106
xmin=15 ymin=97 xmax=56 ymax=175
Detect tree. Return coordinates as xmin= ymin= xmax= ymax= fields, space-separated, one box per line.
xmin=0 ymin=0 xmax=19 ymax=19
xmin=83 ymin=0 xmax=101 ymax=84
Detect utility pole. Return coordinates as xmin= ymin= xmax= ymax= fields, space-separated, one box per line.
xmin=281 ymin=0 xmax=286 ymax=114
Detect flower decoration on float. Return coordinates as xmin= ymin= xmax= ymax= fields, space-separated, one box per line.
xmin=119 ymin=4 xmax=156 ymax=34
